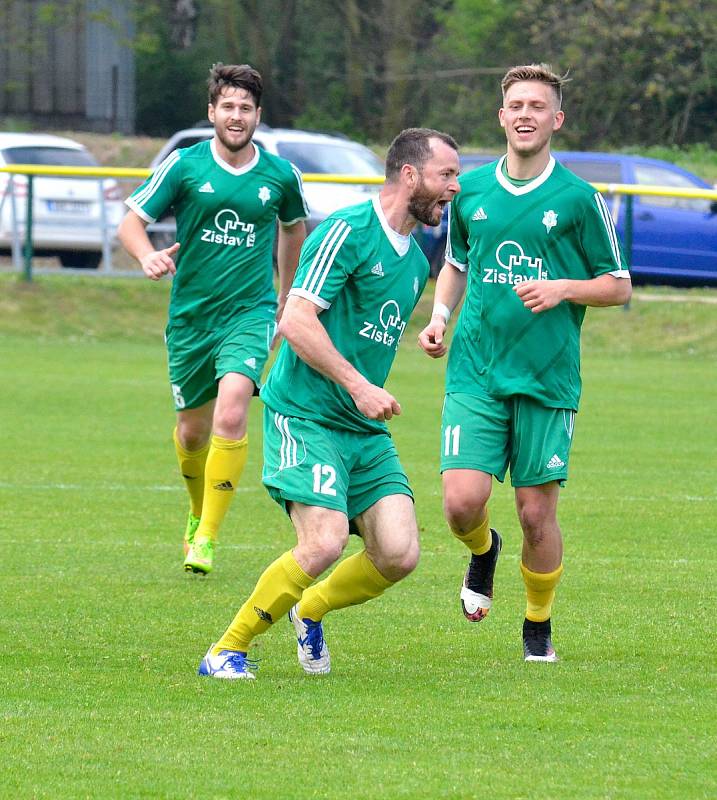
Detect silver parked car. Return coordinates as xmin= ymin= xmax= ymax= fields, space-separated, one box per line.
xmin=0 ymin=132 xmax=124 ymax=268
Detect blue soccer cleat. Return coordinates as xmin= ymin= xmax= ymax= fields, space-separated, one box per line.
xmin=198 ymin=645 xmax=257 ymax=679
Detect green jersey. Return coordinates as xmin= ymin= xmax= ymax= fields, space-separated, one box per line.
xmin=261 ymin=197 xmax=429 ymax=434
xmin=126 ymin=139 xmax=308 ymax=330
xmin=446 ymin=156 xmax=630 ymax=410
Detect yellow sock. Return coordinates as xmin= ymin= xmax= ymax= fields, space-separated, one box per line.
xmin=298 ymin=550 xmax=394 ymax=621
xmin=452 ymin=514 xmax=491 ymax=556
xmin=214 ymin=551 xmax=313 ymax=653
xmin=173 ymin=428 xmax=209 ymax=517
xmin=520 ymin=562 xmax=564 ymax=622
xmin=196 ymin=434 xmax=248 ymax=541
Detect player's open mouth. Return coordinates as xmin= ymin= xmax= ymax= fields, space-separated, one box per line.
xmin=516 ymin=126 xmax=535 ymax=134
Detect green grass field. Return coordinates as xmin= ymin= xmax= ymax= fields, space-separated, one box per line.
xmin=1 ymin=274 xmax=716 ymax=799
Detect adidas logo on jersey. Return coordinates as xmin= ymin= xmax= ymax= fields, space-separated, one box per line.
xmin=371 ymin=262 xmax=385 ymax=277
xmin=198 ymin=181 xmax=215 ymax=193
xmin=546 ymin=454 xmax=565 ymax=470
xmin=244 ymin=357 xmax=257 ymax=368
xmin=472 ymin=207 xmax=488 ymax=221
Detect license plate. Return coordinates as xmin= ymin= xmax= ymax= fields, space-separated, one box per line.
xmin=46 ymin=200 xmax=92 ymax=215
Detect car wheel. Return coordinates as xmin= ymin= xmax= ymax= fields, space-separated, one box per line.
xmin=59 ymin=251 xmax=102 ymax=269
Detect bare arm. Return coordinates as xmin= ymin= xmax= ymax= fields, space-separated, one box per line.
xmin=417 ymin=261 xmax=468 ymax=358
xmin=117 ymin=209 xmax=179 ymax=281
xmin=278 ymin=295 xmax=401 ymax=421
xmin=514 ymin=273 xmax=632 ymax=313
xmin=274 ymin=220 xmax=307 ymax=337
xmin=276 ymin=221 xmax=306 ymax=311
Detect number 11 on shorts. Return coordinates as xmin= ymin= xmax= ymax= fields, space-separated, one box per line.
xmin=444 ymin=424 xmax=461 ymax=456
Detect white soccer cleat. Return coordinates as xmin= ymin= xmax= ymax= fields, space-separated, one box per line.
xmin=289 ymin=605 xmax=331 ymax=674
xmin=197 ymin=645 xmax=257 ymax=679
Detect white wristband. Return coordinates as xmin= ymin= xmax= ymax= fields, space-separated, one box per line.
xmin=432 ymin=302 xmax=451 ymax=323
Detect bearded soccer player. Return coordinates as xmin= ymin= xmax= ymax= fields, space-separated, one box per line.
xmin=118 ymin=64 xmax=308 ymax=575
xmin=198 ymin=128 xmax=460 ymax=679
xmin=419 ymin=64 xmax=632 ymax=661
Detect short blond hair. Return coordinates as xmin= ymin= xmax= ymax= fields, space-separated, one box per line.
xmin=501 ymin=64 xmax=568 ymax=109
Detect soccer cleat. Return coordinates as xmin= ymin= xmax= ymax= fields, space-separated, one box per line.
xmin=198 ymin=645 xmax=257 ymax=679
xmin=183 ymin=512 xmax=201 ymax=556
xmin=523 ymin=618 xmax=558 ymax=662
xmin=183 ymin=536 xmax=214 ymax=575
xmin=289 ymin=604 xmax=331 ymax=674
xmin=460 ymin=528 xmax=502 ymax=621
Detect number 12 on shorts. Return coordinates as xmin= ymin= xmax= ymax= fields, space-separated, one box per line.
xmin=312 ymin=463 xmax=337 ymax=496
xmin=444 ymin=424 xmax=461 ymax=456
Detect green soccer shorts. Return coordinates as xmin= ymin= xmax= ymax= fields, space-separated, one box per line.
xmin=440 ymin=390 xmax=576 ymax=487
xmin=262 ymin=406 xmax=413 ymax=518
xmin=165 ymin=310 xmax=276 ymax=410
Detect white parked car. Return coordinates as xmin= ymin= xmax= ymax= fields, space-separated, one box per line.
xmin=146 ymin=125 xmax=384 ymax=247
xmin=0 ymin=132 xmax=124 ymax=268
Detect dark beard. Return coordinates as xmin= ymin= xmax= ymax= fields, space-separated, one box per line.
xmin=408 ymin=185 xmax=441 ymax=227
xmin=216 ymin=124 xmax=255 ymax=153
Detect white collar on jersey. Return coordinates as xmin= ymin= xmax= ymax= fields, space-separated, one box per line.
xmin=210 ymin=138 xmax=260 ymax=176
xmin=495 ymin=154 xmax=556 ymax=196
xmin=372 ymin=196 xmax=411 ymax=257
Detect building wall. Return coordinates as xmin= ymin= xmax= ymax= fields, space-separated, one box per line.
xmin=0 ymin=0 xmax=135 ymax=133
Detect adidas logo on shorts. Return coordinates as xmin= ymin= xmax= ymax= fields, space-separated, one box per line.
xmin=546 ymin=454 xmax=565 ymax=469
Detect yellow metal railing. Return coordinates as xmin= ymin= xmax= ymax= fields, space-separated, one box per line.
xmin=2 ymin=163 xmax=716 ymax=280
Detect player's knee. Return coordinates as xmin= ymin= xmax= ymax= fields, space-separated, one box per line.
xmin=308 ymin=528 xmax=349 ymax=566
xmin=397 ymin=539 xmax=420 ymax=577
xmin=176 ymin=419 xmax=211 ymax=451
xmin=378 ymin=553 xmax=418 ymax=583
xmin=375 ymin=537 xmax=420 ymax=581
xmin=443 ymin=494 xmax=487 ymax=533
xmin=517 ymin=503 xmax=555 ymax=545
xmin=213 ymin=406 xmax=248 ymax=438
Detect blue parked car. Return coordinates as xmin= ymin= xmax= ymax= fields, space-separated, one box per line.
xmin=418 ymin=151 xmax=717 ymax=286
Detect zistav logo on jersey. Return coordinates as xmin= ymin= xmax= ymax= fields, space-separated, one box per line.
xmin=359 ymin=299 xmax=407 ymax=351
xmin=483 ymin=239 xmax=548 ymax=284
xmin=201 ymin=209 xmax=256 ymax=247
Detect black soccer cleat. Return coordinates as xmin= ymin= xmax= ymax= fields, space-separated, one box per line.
xmin=460 ymin=528 xmax=502 ymax=622
xmin=523 ymin=618 xmax=558 ymax=662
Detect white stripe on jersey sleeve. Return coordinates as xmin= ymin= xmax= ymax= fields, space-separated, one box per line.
xmin=124 ymin=197 xmax=155 ymax=224
xmin=131 ymin=150 xmax=181 ymax=212
xmin=289 ymin=287 xmax=331 ymax=310
xmin=593 ymin=192 xmax=622 ymax=270
xmin=444 ymin=204 xmax=468 ymax=272
xmin=302 ymin=219 xmax=352 ymax=297
xmin=312 ymin=224 xmax=351 ymax=296
xmin=278 ymin=163 xmax=310 ymax=223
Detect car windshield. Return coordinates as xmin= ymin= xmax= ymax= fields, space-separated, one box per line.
xmin=2 ymin=146 xmax=98 ymax=167
xmin=559 ymin=159 xmax=623 ymax=183
xmin=633 ymin=163 xmax=711 ymax=212
xmin=276 ymin=141 xmax=384 ymax=175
